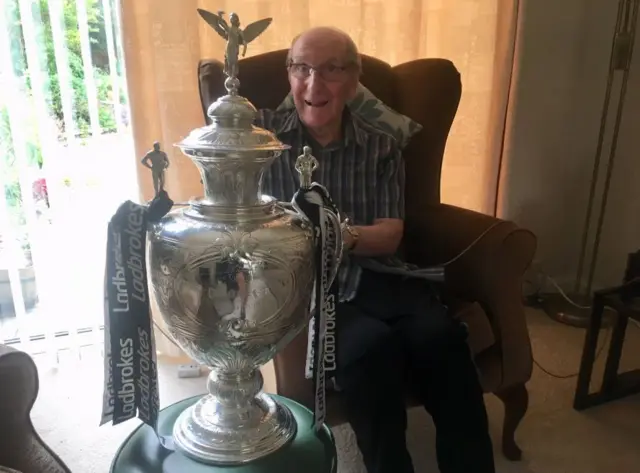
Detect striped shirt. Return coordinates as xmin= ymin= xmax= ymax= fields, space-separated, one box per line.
xmin=254 ymin=107 xmax=405 ymax=302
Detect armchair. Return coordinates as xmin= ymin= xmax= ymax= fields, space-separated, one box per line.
xmin=0 ymin=344 xmax=71 ymax=473
xmin=198 ymin=50 xmax=537 ymax=461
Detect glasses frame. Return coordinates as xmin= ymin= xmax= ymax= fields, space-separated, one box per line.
xmin=285 ymin=60 xmax=357 ymax=82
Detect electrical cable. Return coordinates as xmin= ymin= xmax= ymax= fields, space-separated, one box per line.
xmin=526 ymin=269 xmax=640 ymax=379
xmin=532 ymin=325 xmax=611 ymax=380
xmin=543 ymin=274 xmax=591 ymax=310
xmin=429 ymin=221 xmax=507 ymax=267
xmin=423 ymin=223 xmax=621 ymax=380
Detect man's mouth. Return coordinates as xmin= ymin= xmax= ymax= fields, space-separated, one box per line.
xmin=304 ymin=100 xmax=329 ymax=108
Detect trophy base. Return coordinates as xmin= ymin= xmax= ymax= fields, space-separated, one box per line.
xmin=172 ymin=392 xmax=297 ymax=465
xmin=110 ymin=394 xmax=337 ymax=473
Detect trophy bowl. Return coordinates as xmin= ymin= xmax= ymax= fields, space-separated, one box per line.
xmin=144 ymin=11 xmax=341 ymax=466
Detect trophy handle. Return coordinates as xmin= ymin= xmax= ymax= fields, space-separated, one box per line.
xmin=278 ymin=198 xmax=343 ymax=286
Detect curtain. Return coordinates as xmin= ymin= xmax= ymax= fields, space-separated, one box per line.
xmin=118 ymin=0 xmax=520 ymax=360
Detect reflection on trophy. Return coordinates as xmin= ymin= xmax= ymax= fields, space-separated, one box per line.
xmin=146 ymin=10 xmax=342 ymax=466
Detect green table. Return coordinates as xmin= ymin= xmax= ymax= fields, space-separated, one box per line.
xmin=110 ymin=394 xmax=337 ymax=473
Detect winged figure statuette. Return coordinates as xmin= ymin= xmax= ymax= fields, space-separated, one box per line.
xmin=197 ymin=9 xmax=273 ymax=79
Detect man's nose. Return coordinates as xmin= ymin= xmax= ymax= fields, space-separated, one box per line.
xmin=307 ymin=70 xmax=327 ymax=91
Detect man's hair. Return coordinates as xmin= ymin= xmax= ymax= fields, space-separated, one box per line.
xmin=286 ymin=27 xmax=362 ymax=75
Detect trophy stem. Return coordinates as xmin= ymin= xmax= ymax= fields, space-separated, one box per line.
xmin=205 ymin=368 xmax=264 ymax=425
xmin=172 ymin=365 xmax=298 ymax=465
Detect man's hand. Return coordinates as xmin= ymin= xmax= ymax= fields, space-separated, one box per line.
xmin=140 ymin=155 xmax=152 ymax=169
xmin=344 ymin=218 xmax=403 ymax=257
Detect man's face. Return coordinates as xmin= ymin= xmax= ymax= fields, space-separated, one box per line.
xmin=287 ymin=31 xmax=358 ymax=133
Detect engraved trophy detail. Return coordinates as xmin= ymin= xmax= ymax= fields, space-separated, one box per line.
xmin=145 ymin=11 xmax=343 ymax=466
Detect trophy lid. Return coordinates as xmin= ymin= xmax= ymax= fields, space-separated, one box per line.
xmin=177 ymin=11 xmax=289 ymax=157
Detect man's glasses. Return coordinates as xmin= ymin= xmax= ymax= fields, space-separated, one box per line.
xmin=287 ymin=61 xmax=353 ymax=82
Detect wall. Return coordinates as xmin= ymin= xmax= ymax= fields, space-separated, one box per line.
xmin=499 ymin=0 xmax=640 ymax=292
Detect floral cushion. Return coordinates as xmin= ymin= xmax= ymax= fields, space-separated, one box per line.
xmin=276 ymin=83 xmax=423 ymax=148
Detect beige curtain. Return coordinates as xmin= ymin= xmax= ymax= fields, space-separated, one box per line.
xmin=119 ymin=0 xmax=519 ymax=359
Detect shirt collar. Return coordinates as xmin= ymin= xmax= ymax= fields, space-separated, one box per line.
xmin=275 ymin=107 xmax=367 ymax=148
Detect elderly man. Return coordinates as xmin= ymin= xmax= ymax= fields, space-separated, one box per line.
xmin=255 ymin=27 xmax=495 ymax=473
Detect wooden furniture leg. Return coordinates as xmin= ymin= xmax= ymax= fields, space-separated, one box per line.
xmin=573 ymin=293 xmax=606 ymax=410
xmin=495 ymin=383 xmax=528 ymax=461
xmin=573 ymin=286 xmax=640 ymax=409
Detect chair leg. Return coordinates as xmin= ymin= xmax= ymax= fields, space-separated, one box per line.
xmin=495 ymin=383 xmax=528 ymax=461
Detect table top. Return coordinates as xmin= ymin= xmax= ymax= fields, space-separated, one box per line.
xmin=600 ymin=292 xmax=640 ymax=322
xmin=110 ymin=394 xmax=337 ymax=473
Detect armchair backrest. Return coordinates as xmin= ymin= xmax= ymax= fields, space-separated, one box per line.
xmin=197 ymin=50 xmax=461 ymax=222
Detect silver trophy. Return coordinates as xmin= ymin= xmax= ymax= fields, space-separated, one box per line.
xmin=146 ymin=10 xmax=342 ymax=465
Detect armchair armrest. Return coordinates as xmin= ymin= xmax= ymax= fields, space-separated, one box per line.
xmin=404 ymin=203 xmax=537 ymax=387
xmin=274 ymin=203 xmax=537 ymax=403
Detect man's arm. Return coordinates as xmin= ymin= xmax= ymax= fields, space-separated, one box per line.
xmin=345 ymin=145 xmax=405 ymax=257
xmin=140 ymin=154 xmax=152 ymax=169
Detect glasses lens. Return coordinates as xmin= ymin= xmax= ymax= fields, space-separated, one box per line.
xmin=289 ymin=63 xmax=310 ymax=78
xmin=321 ymin=65 xmax=348 ymax=81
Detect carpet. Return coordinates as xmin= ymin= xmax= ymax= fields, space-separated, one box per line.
xmin=30 ymin=308 xmax=640 ymax=472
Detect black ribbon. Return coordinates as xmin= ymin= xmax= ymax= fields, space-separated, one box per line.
xmin=100 ymin=191 xmax=175 ymax=450
xmin=292 ymin=183 xmax=340 ymax=432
